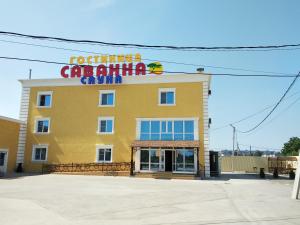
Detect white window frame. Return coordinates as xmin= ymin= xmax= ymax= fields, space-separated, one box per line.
xmin=140 ymin=148 xmax=160 ymax=172
xmin=96 ymin=145 xmax=113 ymax=163
xmin=173 ymin=148 xmax=196 ymax=173
xmin=136 ymin=118 xmax=199 ymax=140
xmin=34 ymin=117 xmax=51 ymax=134
xmin=99 ymin=90 xmax=115 ymax=107
xmin=158 ymin=88 xmax=176 ymax=106
xmin=32 ymin=144 xmax=48 ymax=162
xmin=97 ymin=117 xmax=114 ymax=134
xmin=36 ymin=91 xmax=53 ymax=108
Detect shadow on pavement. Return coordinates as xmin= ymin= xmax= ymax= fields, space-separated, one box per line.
xmin=0 ymin=172 xmax=44 ymax=180
xmin=209 ymin=172 xmax=292 ymax=181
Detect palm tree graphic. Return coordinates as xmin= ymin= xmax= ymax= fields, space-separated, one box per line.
xmin=147 ymin=63 xmax=162 ymax=73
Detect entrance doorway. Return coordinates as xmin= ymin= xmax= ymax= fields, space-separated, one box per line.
xmin=209 ymin=151 xmax=219 ymax=176
xmin=165 ymin=150 xmax=173 ymax=172
xmin=0 ymin=149 xmax=8 ymax=175
xmin=138 ymin=148 xmax=196 ymax=173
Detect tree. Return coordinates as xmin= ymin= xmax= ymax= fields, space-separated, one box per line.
xmin=281 ymin=137 xmax=300 ymax=156
xmin=253 ymin=150 xmax=262 ymax=156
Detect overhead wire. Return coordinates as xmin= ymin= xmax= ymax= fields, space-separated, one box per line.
xmin=238 ymin=72 xmax=300 ymax=133
xmin=243 ymin=96 xmax=300 ymax=136
xmin=0 ymin=38 xmax=296 ymax=76
xmin=1 ymin=31 xmax=300 ymax=51
xmin=211 ymin=90 xmax=300 ymax=132
xmin=0 ymin=55 xmax=298 ymax=78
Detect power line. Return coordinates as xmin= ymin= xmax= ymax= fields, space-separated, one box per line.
xmin=0 ymin=38 xmax=296 ymax=76
xmin=238 ymin=72 xmax=300 ymax=133
xmin=1 ymin=31 xmax=300 ymax=51
xmin=0 ymin=56 xmax=298 ymax=78
xmin=244 ymin=96 xmax=300 ymax=135
xmin=263 ymin=96 xmax=300 ymax=125
xmin=211 ymin=90 xmax=300 ymax=132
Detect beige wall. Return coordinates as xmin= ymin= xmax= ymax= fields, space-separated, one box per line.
xmin=221 ymin=156 xmax=269 ymax=173
xmin=0 ymin=118 xmax=20 ymax=173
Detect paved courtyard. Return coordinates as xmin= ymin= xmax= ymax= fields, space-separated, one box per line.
xmin=0 ymin=174 xmax=300 ymax=225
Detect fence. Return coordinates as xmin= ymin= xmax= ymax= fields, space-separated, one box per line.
xmin=220 ymin=156 xmax=299 ymax=174
xmin=42 ymin=162 xmax=132 ymax=174
xmin=220 ymin=156 xmax=269 ymax=173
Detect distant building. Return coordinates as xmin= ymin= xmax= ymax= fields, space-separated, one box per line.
xmin=220 ymin=149 xmax=280 ymax=157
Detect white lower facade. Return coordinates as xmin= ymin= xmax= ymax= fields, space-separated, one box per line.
xmin=134 ymin=147 xmax=198 ymax=174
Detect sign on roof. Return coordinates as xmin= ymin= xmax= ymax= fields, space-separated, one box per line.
xmin=60 ymin=54 xmax=163 ymax=85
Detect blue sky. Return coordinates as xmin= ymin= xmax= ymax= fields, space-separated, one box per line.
xmin=0 ymin=0 xmax=299 ymax=151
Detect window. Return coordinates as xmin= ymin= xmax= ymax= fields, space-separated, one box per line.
xmin=139 ymin=119 xmax=196 ymax=141
xmin=98 ymin=117 xmax=114 ymax=134
xmin=184 ymin=121 xmax=194 ymax=140
xmin=37 ymin=91 xmax=52 ymax=107
xmin=161 ymin=121 xmax=173 ymax=140
xmin=99 ymin=90 xmax=115 ymax=107
xmin=140 ymin=121 xmax=150 ymax=140
xmin=175 ymin=149 xmax=195 ymax=172
xmin=174 ymin=120 xmax=194 ymax=140
xmin=96 ymin=145 xmax=112 ymax=163
xmin=32 ymin=145 xmax=48 ymax=162
xmin=140 ymin=148 xmax=160 ymax=171
xmin=150 ymin=121 xmax=160 ymax=140
xmin=174 ymin=121 xmax=183 ymax=140
xmin=159 ymin=88 xmax=175 ymax=105
xmin=35 ymin=118 xmax=50 ymax=134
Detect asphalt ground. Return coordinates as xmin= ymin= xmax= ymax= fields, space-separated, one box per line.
xmin=0 ymin=173 xmax=299 ymax=225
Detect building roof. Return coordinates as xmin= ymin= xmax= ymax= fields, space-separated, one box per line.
xmin=19 ymin=73 xmax=211 ymax=88
xmin=131 ymin=140 xmax=200 ymax=148
xmin=0 ymin=116 xmax=23 ymax=124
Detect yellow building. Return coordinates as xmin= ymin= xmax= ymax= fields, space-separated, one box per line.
xmin=16 ymin=73 xmax=211 ymax=177
xmin=0 ymin=116 xmax=22 ymax=174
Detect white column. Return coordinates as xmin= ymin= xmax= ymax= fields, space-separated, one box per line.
xmin=135 ymin=149 xmax=141 ymax=172
xmin=16 ymin=87 xmax=30 ymax=166
xmin=203 ymin=81 xmax=210 ymax=177
xmin=159 ymin=149 xmax=164 ymax=171
xmin=292 ymin=152 xmax=300 ymax=199
xmin=194 ymin=148 xmax=197 ymax=174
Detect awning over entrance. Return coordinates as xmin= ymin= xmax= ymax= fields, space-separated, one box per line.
xmin=131 ymin=140 xmax=200 ymax=148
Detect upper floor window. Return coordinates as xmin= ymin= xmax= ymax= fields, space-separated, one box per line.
xmin=159 ymin=88 xmax=175 ymax=106
xmin=96 ymin=145 xmax=112 ymax=163
xmin=37 ymin=91 xmax=52 ymax=108
xmin=139 ymin=119 xmax=197 ymax=141
xmin=32 ymin=145 xmax=48 ymax=162
xmin=35 ymin=118 xmax=50 ymax=134
xmin=98 ymin=117 xmax=114 ymax=134
xmin=99 ymin=90 xmax=115 ymax=107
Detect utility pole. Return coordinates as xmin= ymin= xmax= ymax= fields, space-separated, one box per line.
xmin=250 ymin=145 xmax=252 ymax=156
xmin=230 ymin=124 xmax=236 ymax=172
xmin=237 ymin=142 xmax=240 ymax=156
xmin=29 ymin=69 xmax=32 ymax=80
xmin=230 ymin=124 xmax=236 ymax=156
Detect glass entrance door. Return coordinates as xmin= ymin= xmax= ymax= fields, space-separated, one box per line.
xmin=175 ymin=149 xmax=195 ymax=172
xmin=0 ymin=150 xmax=8 ymax=174
xmin=140 ymin=148 xmax=160 ymax=171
